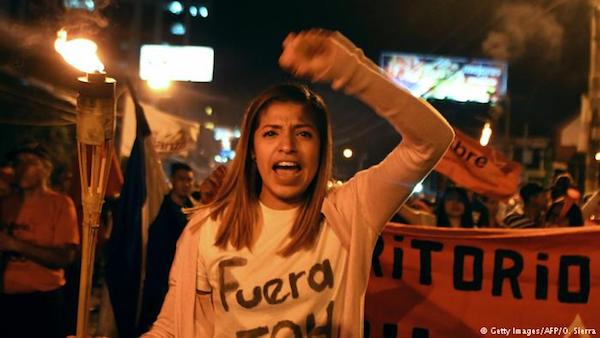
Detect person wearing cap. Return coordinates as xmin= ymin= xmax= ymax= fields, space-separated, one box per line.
xmin=0 ymin=143 xmax=79 ymax=338
xmin=503 ymin=182 xmax=548 ymax=228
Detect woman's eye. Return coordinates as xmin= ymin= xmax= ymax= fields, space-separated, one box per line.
xmin=263 ymin=130 xmax=277 ymax=137
xmin=298 ymin=131 xmax=312 ymax=138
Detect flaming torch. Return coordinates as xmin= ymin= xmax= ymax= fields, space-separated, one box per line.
xmin=55 ymin=29 xmax=115 ymax=338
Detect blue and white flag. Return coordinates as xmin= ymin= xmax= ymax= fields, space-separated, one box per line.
xmin=106 ymin=87 xmax=170 ymax=338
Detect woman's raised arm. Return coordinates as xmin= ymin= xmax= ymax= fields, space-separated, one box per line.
xmin=280 ymin=30 xmax=454 ymax=233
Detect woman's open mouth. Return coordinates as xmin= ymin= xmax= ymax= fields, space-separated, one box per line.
xmin=273 ymin=161 xmax=302 ymax=178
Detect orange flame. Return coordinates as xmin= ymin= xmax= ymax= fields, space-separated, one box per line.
xmin=54 ymin=29 xmax=104 ymax=73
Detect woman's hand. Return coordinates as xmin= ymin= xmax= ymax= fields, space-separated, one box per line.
xmin=279 ymin=29 xmax=362 ymax=88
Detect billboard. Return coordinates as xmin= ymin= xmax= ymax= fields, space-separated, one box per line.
xmin=139 ymin=44 xmax=214 ymax=82
xmin=380 ymin=52 xmax=507 ymax=104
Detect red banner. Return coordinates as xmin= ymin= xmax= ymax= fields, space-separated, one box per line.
xmin=434 ymin=128 xmax=521 ymax=198
xmin=365 ymin=224 xmax=600 ymax=338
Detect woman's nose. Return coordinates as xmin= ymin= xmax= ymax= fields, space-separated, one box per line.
xmin=279 ymin=132 xmax=297 ymax=153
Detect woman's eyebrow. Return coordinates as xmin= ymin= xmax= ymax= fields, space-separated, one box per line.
xmin=293 ymin=123 xmax=317 ymax=129
xmin=258 ymin=123 xmax=316 ymax=129
xmin=259 ymin=124 xmax=283 ymax=129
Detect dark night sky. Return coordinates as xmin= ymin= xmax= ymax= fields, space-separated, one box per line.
xmin=182 ymin=0 xmax=590 ymax=135
xmin=0 ymin=0 xmax=593 ymax=170
xmin=187 ymin=0 xmax=591 ymax=168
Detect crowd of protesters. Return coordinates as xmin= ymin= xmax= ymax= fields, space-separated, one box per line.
xmin=393 ymin=173 xmax=589 ymax=229
xmin=0 ymin=140 xmax=223 ymax=337
xmin=0 ymin=141 xmax=597 ymax=338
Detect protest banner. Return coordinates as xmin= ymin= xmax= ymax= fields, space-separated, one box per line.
xmin=365 ymin=224 xmax=600 ymax=338
xmin=434 ymin=129 xmax=521 ymax=198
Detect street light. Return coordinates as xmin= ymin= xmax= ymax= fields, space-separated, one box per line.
xmin=343 ymin=148 xmax=353 ymax=159
xmin=413 ymin=182 xmax=424 ymax=194
xmin=146 ymin=78 xmax=171 ymax=91
xmin=480 ymin=122 xmax=492 ymax=146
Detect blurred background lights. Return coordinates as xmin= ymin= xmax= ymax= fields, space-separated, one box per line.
xmin=63 ymin=0 xmax=95 ymax=11
xmin=146 ymin=78 xmax=171 ymax=91
xmin=413 ymin=182 xmax=424 ymax=194
xmin=168 ymin=1 xmax=184 ymax=15
xmin=189 ymin=6 xmax=198 ymax=17
xmin=199 ymin=6 xmax=209 ymax=18
xmin=479 ymin=122 xmax=492 ymax=147
xmin=170 ymin=23 xmax=186 ymax=35
xmin=84 ymin=0 xmax=94 ymax=10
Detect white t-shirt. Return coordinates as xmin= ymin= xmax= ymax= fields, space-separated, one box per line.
xmin=196 ymin=202 xmax=347 ymax=337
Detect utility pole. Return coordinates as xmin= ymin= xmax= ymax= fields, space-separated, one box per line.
xmin=586 ymin=1 xmax=600 ymax=193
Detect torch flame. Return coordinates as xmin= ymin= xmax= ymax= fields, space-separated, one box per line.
xmin=54 ymin=29 xmax=105 ymax=73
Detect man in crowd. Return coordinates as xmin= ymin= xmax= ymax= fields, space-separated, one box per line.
xmin=503 ymin=182 xmax=548 ymax=228
xmin=138 ymin=161 xmax=196 ymax=334
xmin=0 ymin=143 xmax=79 ymax=338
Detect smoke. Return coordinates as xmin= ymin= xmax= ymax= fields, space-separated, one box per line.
xmin=482 ymin=3 xmax=564 ymax=63
xmin=0 ymin=19 xmax=52 ymax=52
xmin=59 ymin=1 xmax=110 ymax=36
xmin=0 ymin=1 xmax=110 ymax=58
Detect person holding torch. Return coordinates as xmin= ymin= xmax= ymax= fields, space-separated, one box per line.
xmin=145 ymin=29 xmax=454 ymax=338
